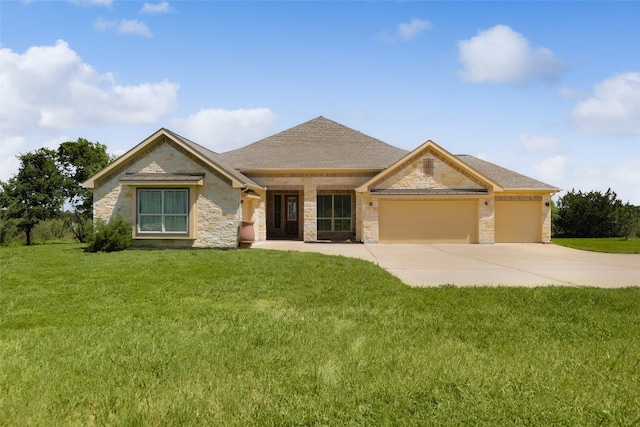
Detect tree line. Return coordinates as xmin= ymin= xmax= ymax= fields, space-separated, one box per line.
xmin=553 ymin=188 xmax=639 ymax=239
xmin=0 ymin=139 xmax=112 ymax=245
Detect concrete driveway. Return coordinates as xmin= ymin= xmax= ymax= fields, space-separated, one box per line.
xmin=251 ymin=241 xmax=640 ymax=288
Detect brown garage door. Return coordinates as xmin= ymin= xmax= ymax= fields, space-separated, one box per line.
xmin=379 ymin=200 xmax=478 ymax=243
xmin=495 ymin=201 xmax=540 ymax=243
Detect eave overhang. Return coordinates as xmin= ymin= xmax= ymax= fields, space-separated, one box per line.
xmin=496 ymin=187 xmax=562 ymax=194
xmin=370 ymin=188 xmax=489 ymax=196
xmin=119 ymin=173 xmax=205 ymax=187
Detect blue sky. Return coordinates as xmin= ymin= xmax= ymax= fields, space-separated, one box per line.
xmin=1 ymin=0 xmax=639 ymax=203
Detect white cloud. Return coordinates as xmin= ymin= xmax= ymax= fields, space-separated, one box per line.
xmin=0 ymin=40 xmax=178 ymax=133
xmin=612 ymin=157 xmax=640 ymax=202
xmin=397 ymin=18 xmax=431 ymax=41
xmin=117 ymin=19 xmax=153 ymax=38
xmin=94 ymin=17 xmax=117 ymax=31
xmin=570 ymin=72 xmax=640 ymax=136
xmin=458 ymin=25 xmax=567 ymax=84
xmin=95 ymin=18 xmax=153 ymax=38
xmin=141 ymin=1 xmax=172 ymax=14
xmin=378 ymin=18 xmax=431 ymax=42
xmin=172 ymin=108 xmax=278 ymax=152
xmin=0 ymin=40 xmax=179 ymax=180
xmin=558 ymin=158 xmax=640 ymax=205
xmin=0 ymin=136 xmax=27 ymax=180
xmin=533 ymin=155 xmax=566 ymax=186
xmin=519 ymin=134 xmax=561 ymax=153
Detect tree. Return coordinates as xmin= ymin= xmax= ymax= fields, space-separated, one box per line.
xmin=615 ymin=203 xmax=640 ymax=239
xmin=57 ymin=138 xmax=111 ymax=242
xmin=0 ymin=149 xmax=66 ymax=245
xmin=554 ymin=188 xmax=637 ymax=238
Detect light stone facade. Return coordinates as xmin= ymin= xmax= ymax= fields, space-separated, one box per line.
xmin=89 ymin=129 xmax=555 ymax=248
xmin=93 ymin=138 xmax=241 ymax=248
xmin=377 ymin=150 xmax=485 ymax=191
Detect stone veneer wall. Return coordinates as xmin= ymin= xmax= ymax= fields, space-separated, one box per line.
xmin=359 ymin=192 xmax=379 ymax=243
xmin=377 ymin=150 xmax=485 ymax=191
xmin=93 ymin=138 xmax=241 ymax=248
xmin=477 ymin=195 xmax=494 ymax=244
xmin=541 ymin=194 xmax=552 ymax=243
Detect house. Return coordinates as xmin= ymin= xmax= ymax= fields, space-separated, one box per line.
xmin=83 ymin=116 xmax=559 ymax=248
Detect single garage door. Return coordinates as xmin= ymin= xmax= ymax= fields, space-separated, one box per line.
xmin=379 ymin=200 xmax=478 ymax=243
xmin=495 ymin=200 xmax=540 ymax=243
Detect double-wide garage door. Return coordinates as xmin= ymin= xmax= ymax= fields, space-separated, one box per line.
xmin=379 ymin=200 xmax=478 ymax=243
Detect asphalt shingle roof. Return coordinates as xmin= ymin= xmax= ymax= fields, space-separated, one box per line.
xmin=169 ymin=118 xmax=557 ymax=191
xmin=456 ymin=155 xmax=558 ymax=190
xmin=161 ymin=128 xmax=262 ymax=188
xmin=219 ymin=116 xmax=409 ymax=170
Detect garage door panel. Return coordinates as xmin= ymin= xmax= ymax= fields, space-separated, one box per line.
xmin=379 ymin=201 xmax=478 ymax=243
xmin=495 ymin=201 xmax=540 ymax=243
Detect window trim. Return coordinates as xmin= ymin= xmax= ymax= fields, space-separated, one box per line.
xmin=135 ymin=188 xmax=195 ymax=238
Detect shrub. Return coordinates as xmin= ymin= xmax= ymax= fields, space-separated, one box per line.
xmin=32 ymin=218 xmax=72 ymax=242
xmin=0 ymin=218 xmax=19 ymax=245
xmin=86 ymin=215 xmax=132 ymax=253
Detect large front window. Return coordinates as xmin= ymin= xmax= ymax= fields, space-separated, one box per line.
xmin=317 ymin=194 xmax=351 ymax=231
xmin=138 ymin=189 xmax=188 ymax=233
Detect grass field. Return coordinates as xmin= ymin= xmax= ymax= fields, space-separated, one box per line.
xmin=1 ymin=243 xmax=639 ymax=426
xmin=553 ymin=237 xmax=640 ymax=254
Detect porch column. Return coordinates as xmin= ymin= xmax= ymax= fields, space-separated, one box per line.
xmin=303 ymin=185 xmax=317 ymax=241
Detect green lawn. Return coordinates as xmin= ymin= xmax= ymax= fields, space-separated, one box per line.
xmin=553 ymin=237 xmax=640 ymax=254
xmin=1 ymin=244 xmax=639 ymax=426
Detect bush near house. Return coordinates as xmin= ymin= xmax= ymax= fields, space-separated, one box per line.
xmin=85 ymin=215 xmax=131 ymax=252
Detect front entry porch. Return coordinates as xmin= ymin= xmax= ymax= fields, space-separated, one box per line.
xmin=266 ymin=190 xmax=302 ymax=240
xmin=265 ymin=189 xmax=356 ymax=242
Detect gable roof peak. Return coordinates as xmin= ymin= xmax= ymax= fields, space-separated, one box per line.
xmin=82 ymin=127 xmax=261 ymax=190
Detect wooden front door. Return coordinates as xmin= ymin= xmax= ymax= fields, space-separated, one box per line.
xmin=284 ymin=195 xmax=299 ymax=237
